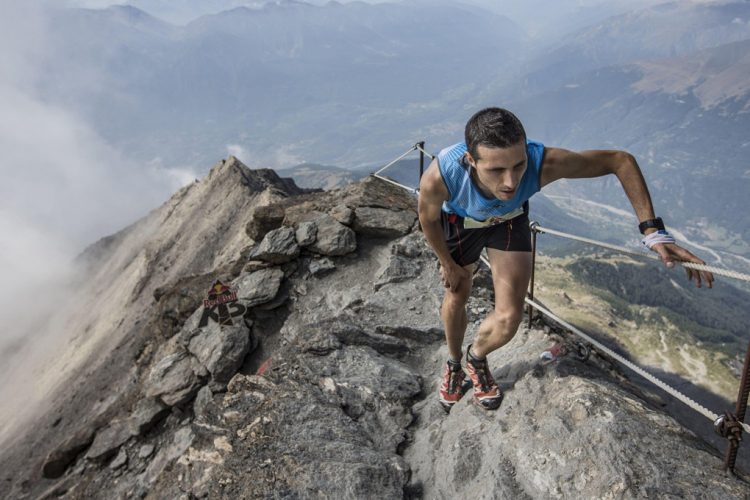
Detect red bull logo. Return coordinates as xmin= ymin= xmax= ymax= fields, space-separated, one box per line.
xmin=199 ymin=280 xmax=245 ymax=328
xmin=204 ymin=280 xmax=238 ymax=308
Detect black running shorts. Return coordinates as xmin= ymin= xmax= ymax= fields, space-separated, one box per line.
xmin=441 ymin=202 xmax=532 ymax=266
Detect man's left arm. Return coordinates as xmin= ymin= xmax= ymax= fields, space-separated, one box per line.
xmin=539 ymin=147 xmax=713 ymax=288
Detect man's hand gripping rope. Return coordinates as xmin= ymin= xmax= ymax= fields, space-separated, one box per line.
xmin=642 ymin=230 xmax=714 ymax=289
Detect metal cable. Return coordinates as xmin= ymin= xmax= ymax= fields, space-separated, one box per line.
xmin=372 ymin=145 xmax=418 ymax=176
xmin=415 ymin=143 xmax=436 ymax=160
xmin=514 ymin=290 xmax=750 ymax=435
xmin=371 ymin=174 xmax=418 ymax=193
xmin=532 ymin=223 xmax=750 ymax=283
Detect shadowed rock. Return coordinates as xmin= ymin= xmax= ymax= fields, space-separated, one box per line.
xmin=352 ymin=207 xmax=416 ymax=238
xmin=251 ymin=226 xmax=300 ymax=263
xmin=143 ymin=350 xmax=203 ymax=407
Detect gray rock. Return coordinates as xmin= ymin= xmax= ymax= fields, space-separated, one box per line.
xmin=391 ymin=233 xmax=425 ymax=258
xmin=139 ymin=444 xmax=156 ymax=459
xmin=131 ymin=398 xmax=170 ymax=435
xmin=42 ymin=427 xmax=96 ymax=478
xmin=352 ymin=207 xmax=416 ymax=238
xmin=139 ymin=426 xmax=195 ymax=487
xmin=193 ymin=386 xmax=214 ymax=421
xmin=309 ymin=214 xmax=357 ymax=256
xmin=234 ymin=268 xmax=285 ymax=307
xmin=85 ymin=419 xmax=137 ymax=462
xmin=374 ymin=254 xmax=422 ymax=290
xmin=330 ymin=204 xmax=354 ymax=225
xmin=143 ymin=350 xmax=203 ymax=407
xmin=309 ymin=257 xmax=336 ymax=277
xmin=295 ymin=221 xmax=318 ymax=246
xmin=109 ymin=448 xmax=128 ymax=470
xmin=374 ymin=325 xmax=444 ymax=343
xmin=245 ymin=204 xmax=285 ymax=241
xmin=188 ymin=323 xmax=251 ymax=386
xmin=242 ymin=260 xmax=272 ymax=273
xmin=251 ymin=226 xmax=300 ymax=263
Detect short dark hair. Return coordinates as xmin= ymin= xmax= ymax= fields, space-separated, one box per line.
xmin=464 ymin=107 xmax=526 ymax=160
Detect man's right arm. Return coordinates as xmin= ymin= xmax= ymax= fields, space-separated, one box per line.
xmin=418 ymin=159 xmax=470 ymax=291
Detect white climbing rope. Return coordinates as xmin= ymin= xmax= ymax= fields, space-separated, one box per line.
xmin=515 ymin=291 xmax=750 ymax=435
xmin=415 ymin=143 xmax=435 ymax=160
xmin=531 ymin=223 xmax=750 ymax=283
xmin=373 ymin=145 xmax=419 ymax=176
xmin=371 ymin=173 xmax=418 ymax=193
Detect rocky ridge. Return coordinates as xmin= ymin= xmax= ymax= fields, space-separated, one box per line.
xmin=1 ymin=158 xmax=748 ymax=499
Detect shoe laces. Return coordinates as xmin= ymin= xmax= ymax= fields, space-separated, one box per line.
xmin=446 ymin=365 xmax=464 ymax=394
xmin=470 ymin=359 xmax=495 ymax=392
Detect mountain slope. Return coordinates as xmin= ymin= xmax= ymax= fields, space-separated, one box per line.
xmin=520 ymin=0 xmax=750 ymax=95
xmin=502 ymin=35 xmax=750 ymax=273
xmin=0 ymin=157 xmax=303 ymax=453
xmin=2 ymin=161 xmax=749 ymax=498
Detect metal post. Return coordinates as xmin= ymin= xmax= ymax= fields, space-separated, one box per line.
xmin=418 ymin=141 xmax=426 ymax=181
xmin=724 ymin=339 xmax=750 ymax=472
xmin=527 ymin=227 xmax=537 ymax=328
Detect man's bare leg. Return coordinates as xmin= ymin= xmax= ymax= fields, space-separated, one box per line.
xmin=470 ymin=249 xmax=532 ymax=359
xmin=440 ymin=263 xmax=475 ymax=360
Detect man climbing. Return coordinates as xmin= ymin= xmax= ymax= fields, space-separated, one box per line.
xmin=417 ymin=107 xmax=714 ymax=412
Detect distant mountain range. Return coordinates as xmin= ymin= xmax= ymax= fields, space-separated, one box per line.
xmin=38 ymin=0 xmax=750 ymax=266
xmin=504 ymin=36 xmax=750 ymax=268
xmin=42 ymin=2 xmax=523 ymax=168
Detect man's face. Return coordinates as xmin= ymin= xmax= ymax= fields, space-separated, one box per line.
xmin=466 ymin=141 xmax=527 ymax=201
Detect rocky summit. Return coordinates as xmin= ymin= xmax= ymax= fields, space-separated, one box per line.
xmin=1 ymin=157 xmax=748 ymax=499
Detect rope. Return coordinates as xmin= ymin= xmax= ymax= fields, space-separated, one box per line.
xmin=372 ymin=145 xmax=418 ymax=176
xmin=415 ymin=143 xmax=435 ymax=160
xmin=371 ymin=174 xmax=418 ymax=194
xmin=531 ymin=223 xmax=750 ymax=283
xmin=514 ymin=291 xmax=750 ymax=434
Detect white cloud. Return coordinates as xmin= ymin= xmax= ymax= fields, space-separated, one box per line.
xmin=226 ymin=143 xmax=249 ymax=163
xmin=0 ymin=1 xmax=197 ymax=355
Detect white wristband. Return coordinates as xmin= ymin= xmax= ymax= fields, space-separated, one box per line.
xmin=641 ymin=230 xmax=675 ymax=250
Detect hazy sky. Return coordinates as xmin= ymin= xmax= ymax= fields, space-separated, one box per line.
xmin=63 ymin=0 xmax=398 ymax=25
xmin=0 ymin=1 xmax=199 ymax=344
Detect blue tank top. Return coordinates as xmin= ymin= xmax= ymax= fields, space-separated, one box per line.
xmin=437 ymin=139 xmax=545 ymax=226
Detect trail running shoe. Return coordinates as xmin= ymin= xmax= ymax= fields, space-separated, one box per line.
xmin=438 ymin=360 xmax=471 ymax=413
xmin=465 ymin=345 xmax=503 ymax=410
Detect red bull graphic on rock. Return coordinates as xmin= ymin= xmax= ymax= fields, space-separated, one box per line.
xmin=199 ymin=280 xmax=246 ymax=328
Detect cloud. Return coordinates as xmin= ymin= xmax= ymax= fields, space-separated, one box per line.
xmin=0 ymin=1 xmax=200 ymax=441
xmin=226 ymin=143 xmax=249 ymax=164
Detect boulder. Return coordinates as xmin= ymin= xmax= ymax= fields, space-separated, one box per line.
xmin=85 ymin=419 xmax=137 ymax=462
xmin=352 ymin=207 xmax=416 ymax=238
xmin=131 ymin=398 xmax=170 ymax=435
xmin=42 ymin=427 xmax=96 ymax=478
xmin=245 ymin=204 xmax=285 ymax=241
xmin=309 ymin=214 xmax=357 ymax=256
xmin=295 ymin=221 xmax=318 ymax=247
xmin=109 ymin=448 xmax=128 ymax=470
xmin=309 ymin=257 xmax=336 ymax=277
xmin=251 ymin=226 xmax=300 ymax=264
xmin=234 ymin=268 xmax=285 ymax=307
xmin=143 ymin=350 xmax=203 ymax=407
xmin=139 ymin=444 xmax=155 ymax=459
xmin=193 ymin=386 xmax=214 ymax=421
xmin=330 ymin=204 xmax=354 ymax=225
xmin=374 ymin=254 xmax=422 ymax=290
xmin=188 ymin=322 xmax=252 ymax=387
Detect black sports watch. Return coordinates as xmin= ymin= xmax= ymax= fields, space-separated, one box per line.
xmin=638 ymin=217 xmax=665 ymax=235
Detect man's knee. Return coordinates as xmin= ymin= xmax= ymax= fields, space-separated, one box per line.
xmin=443 ymin=286 xmax=471 ymax=308
xmin=488 ymin=308 xmax=523 ymax=337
